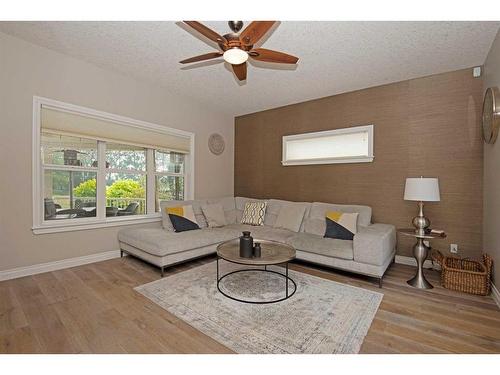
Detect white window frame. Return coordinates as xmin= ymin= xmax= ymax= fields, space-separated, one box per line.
xmin=281 ymin=125 xmax=374 ymax=166
xmin=32 ymin=96 xmax=195 ymax=234
xmin=152 ymin=149 xmax=186 ymax=210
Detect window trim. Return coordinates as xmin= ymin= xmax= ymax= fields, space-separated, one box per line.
xmin=32 ymin=96 xmax=195 ymax=234
xmin=281 ymin=125 xmax=374 ymax=166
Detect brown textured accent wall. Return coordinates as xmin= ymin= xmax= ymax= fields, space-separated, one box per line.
xmin=235 ymin=69 xmax=483 ymax=258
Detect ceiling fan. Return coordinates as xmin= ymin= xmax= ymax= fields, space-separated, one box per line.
xmin=179 ymin=21 xmax=299 ymax=81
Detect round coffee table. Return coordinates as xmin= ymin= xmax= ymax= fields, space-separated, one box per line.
xmin=216 ymin=238 xmax=297 ymax=304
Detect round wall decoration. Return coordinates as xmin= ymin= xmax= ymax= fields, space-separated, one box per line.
xmin=208 ymin=133 xmax=225 ymax=155
xmin=482 ymin=86 xmax=500 ymax=144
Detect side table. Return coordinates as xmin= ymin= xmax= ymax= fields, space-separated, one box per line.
xmin=397 ymin=228 xmax=447 ymax=289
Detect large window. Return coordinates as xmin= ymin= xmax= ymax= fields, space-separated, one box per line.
xmin=281 ymin=125 xmax=374 ymax=166
xmin=34 ymin=97 xmax=194 ymax=233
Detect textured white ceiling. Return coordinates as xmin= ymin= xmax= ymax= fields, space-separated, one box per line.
xmin=0 ymin=21 xmax=498 ymax=116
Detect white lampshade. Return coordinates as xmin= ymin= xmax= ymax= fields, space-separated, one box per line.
xmin=404 ymin=177 xmax=440 ymax=202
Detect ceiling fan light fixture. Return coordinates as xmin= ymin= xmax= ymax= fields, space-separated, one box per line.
xmin=223 ymin=48 xmax=248 ymax=65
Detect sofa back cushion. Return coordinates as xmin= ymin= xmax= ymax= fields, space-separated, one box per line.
xmin=308 ymin=202 xmax=372 ymax=229
xmin=265 ymin=199 xmax=310 ymax=232
xmin=273 ymin=203 xmax=307 ymax=232
xmin=304 ymin=218 xmax=326 ymax=236
xmin=206 ymin=196 xmax=237 ymax=224
xmin=160 ymin=199 xmax=208 ymax=231
xmin=201 ymin=203 xmax=227 ymax=228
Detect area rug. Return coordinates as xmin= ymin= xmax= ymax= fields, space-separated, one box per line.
xmin=135 ymin=261 xmax=383 ymax=353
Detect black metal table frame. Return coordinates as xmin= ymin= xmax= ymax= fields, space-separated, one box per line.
xmin=216 ymin=256 xmax=297 ymax=304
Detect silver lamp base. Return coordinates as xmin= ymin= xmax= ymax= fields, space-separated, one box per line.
xmin=407 ymin=237 xmax=433 ymax=289
xmin=412 ymin=201 xmax=430 ymax=235
xmin=408 ymin=201 xmax=433 ymax=289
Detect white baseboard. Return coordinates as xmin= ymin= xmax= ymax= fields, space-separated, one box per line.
xmin=491 ymin=283 xmax=500 ymax=309
xmin=395 ymin=255 xmax=437 ymax=270
xmin=0 ymin=249 xmax=121 ymax=281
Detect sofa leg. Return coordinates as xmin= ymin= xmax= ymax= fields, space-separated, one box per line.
xmin=160 ymin=266 xmax=165 ymax=278
xmin=378 ymin=277 xmax=383 ymax=288
xmin=120 ymin=250 xmax=124 ymax=258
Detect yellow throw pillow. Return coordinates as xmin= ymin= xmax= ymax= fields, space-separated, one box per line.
xmin=166 ymin=205 xmax=200 ymax=232
xmin=324 ymin=211 xmax=358 ymax=240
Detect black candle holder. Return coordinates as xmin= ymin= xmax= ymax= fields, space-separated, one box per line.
xmin=253 ymin=242 xmax=262 ymax=258
xmin=239 ymin=231 xmax=253 ymax=258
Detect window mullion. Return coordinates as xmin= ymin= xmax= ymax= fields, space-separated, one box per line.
xmin=146 ymin=148 xmax=156 ymax=214
xmin=105 ymin=168 xmax=146 ymax=174
xmin=96 ymin=141 xmax=106 ymax=219
xmin=154 ymin=172 xmax=183 ymax=177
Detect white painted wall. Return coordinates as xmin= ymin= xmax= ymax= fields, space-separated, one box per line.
xmin=0 ymin=32 xmax=234 ymax=271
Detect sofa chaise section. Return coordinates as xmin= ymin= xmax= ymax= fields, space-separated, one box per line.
xmin=118 ymin=227 xmax=240 ymax=276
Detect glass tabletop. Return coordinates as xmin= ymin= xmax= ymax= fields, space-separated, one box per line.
xmin=397 ymin=228 xmax=447 ymax=239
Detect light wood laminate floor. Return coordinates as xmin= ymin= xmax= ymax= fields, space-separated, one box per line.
xmin=1 ymin=255 xmax=499 ymax=353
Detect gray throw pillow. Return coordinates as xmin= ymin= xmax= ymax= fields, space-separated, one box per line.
xmin=201 ymin=203 xmax=227 ymax=228
xmin=273 ymin=204 xmax=307 ymax=232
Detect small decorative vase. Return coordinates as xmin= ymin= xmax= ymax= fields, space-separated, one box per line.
xmin=239 ymin=231 xmax=253 ymax=258
xmin=253 ymin=242 xmax=261 ymax=258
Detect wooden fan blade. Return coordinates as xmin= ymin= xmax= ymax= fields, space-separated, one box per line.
xmin=239 ymin=21 xmax=276 ymax=46
xmin=232 ymin=62 xmax=247 ymax=81
xmin=183 ymin=21 xmax=227 ymax=45
xmin=249 ymin=48 xmax=299 ymax=64
xmin=179 ymin=52 xmax=223 ymax=64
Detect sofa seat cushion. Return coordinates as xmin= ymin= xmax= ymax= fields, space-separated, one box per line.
xmin=286 ymin=232 xmax=354 ymax=260
xmin=118 ymin=227 xmax=238 ymax=257
xmin=224 ymin=224 xmax=296 ymax=243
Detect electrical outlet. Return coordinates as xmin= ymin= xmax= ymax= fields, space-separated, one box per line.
xmin=450 ymin=244 xmax=458 ymax=254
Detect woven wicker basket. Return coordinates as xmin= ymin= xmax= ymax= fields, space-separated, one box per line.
xmin=431 ymin=250 xmax=493 ymax=295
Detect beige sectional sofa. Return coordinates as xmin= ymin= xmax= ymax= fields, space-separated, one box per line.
xmin=117 ymin=197 xmax=396 ymax=287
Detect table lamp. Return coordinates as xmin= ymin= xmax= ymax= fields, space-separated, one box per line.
xmin=404 ymin=177 xmax=440 ymax=235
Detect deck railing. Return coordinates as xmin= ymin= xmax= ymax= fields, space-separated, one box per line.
xmin=52 ymin=196 xmax=146 ymax=214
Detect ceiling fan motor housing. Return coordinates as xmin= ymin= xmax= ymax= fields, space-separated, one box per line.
xmin=228 ymin=21 xmax=244 ymax=33
xmin=219 ymin=33 xmax=252 ymax=51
